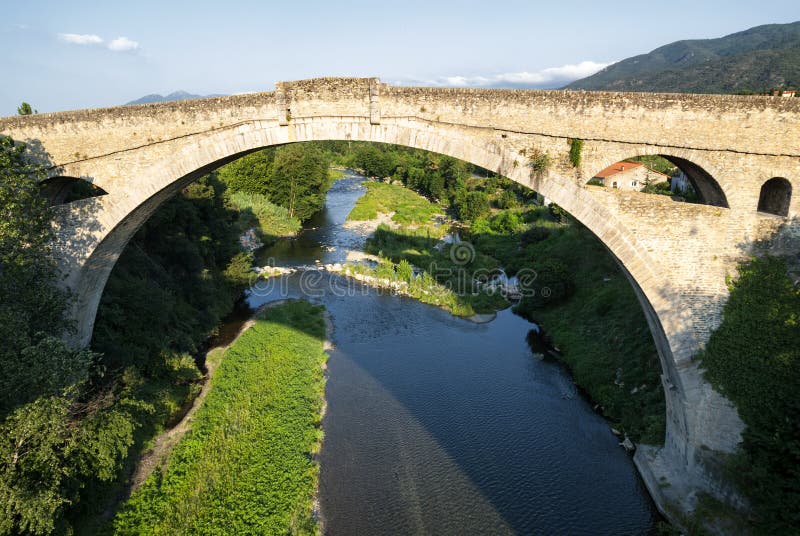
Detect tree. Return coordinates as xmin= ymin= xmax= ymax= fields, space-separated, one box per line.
xmin=267 ymin=144 xmax=332 ymax=220
xmin=216 ymin=148 xmax=275 ymax=195
xmin=457 ymin=191 xmax=490 ymax=221
xmin=0 ymin=136 xmax=134 ymax=535
xmin=16 ymin=102 xmax=35 ymax=115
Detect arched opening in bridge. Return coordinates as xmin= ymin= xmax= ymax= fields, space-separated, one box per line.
xmin=587 ymin=155 xmax=728 ymax=207
xmin=40 ymin=176 xmax=108 ymax=206
xmin=82 ymin=140 xmax=666 ymax=531
xmin=757 ymin=177 xmax=792 ymax=217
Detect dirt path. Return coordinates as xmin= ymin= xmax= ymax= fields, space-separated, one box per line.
xmin=127 ymin=317 xmax=257 ymax=492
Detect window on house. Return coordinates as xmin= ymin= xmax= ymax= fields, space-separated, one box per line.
xmin=612 ymin=181 xmax=618 ymax=189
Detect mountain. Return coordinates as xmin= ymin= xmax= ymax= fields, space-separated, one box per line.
xmin=125 ymin=90 xmax=225 ymax=105
xmin=565 ymin=22 xmax=800 ymax=93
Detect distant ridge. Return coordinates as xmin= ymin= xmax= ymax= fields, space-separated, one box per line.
xmin=125 ymin=90 xmax=226 ymax=105
xmin=565 ymin=21 xmax=800 ymax=94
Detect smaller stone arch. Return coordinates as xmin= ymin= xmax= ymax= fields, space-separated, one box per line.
xmin=757 ymin=177 xmax=792 ymax=217
xmin=587 ymin=154 xmax=729 ymax=207
xmin=40 ymin=176 xmax=108 ymax=206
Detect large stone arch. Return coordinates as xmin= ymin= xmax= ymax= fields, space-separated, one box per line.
xmin=7 ymin=78 xmax=798 ymax=524
xmin=66 ymin=117 xmax=673 ymax=357
xmin=56 ymin=117 xmax=731 ymax=515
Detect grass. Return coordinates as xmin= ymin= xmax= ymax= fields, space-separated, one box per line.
xmin=112 ymin=300 xmax=327 ymax=535
xmin=347 ymin=181 xmax=442 ymax=226
xmin=341 ymin=258 xmax=506 ymax=317
xmin=226 ymin=191 xmax=301 ymax=243
xmin=328 ymin=168 xmax=347 ymax=181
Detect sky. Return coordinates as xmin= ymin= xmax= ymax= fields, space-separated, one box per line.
xmin=1 ymin=1 xmax=798 ymax=115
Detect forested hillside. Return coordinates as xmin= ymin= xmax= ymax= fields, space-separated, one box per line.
xmin=566 ymin=22 xmax=800 ymax=93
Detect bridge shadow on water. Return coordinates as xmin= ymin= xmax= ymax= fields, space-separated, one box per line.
xmin=247 ymin=273 xmax=662 ymax=535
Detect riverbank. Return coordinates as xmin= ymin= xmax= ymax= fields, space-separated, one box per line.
xmin=112 ymin=300 xmax=329 ymax=534
xmin=341 ymin=174 xmax=664 ymax=444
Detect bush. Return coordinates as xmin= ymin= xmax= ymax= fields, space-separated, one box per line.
xmin=458 ymin=191 xmax=491 ymax=221
xmin=489 ymin=211 xmax=523 ymax=234
xmin=520 ymin=226 xmax=551 ymax=245
xmin=529 ymin=149 xmax=551 ymax=178
xmin=569 ymin=138 xmax=584 ymax=168
xmin=495 ymin=190 xmax=520 ymax=209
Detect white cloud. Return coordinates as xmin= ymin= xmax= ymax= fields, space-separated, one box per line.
xmin=399 ymin=61 xmax=613 ymax=89
xmin=107 ymin=36 xmax=140 ymax=52
xmin=58 ymin=33 xmax=103 ymax=45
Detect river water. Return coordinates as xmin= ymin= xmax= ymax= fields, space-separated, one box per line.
xmin=241 ymin=171 xmax=659 ymax=535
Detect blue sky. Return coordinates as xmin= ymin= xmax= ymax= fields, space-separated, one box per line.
xmin=1 ymin=1 xmax=798 ymax=115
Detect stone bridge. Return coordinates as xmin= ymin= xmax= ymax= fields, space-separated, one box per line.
xmin=1 ymin=77 xmax=798 ymax=521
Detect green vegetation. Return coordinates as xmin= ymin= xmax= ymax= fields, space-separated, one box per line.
xmin=457 ymin=191 xmax=491 ymax=222
xmin=347 ymin=181 xmax=442 ymax=227
xmin=328 ymin=168 xmax=347 ymax=181
xmin=625 ymin=155 xmax=678 ymax=177
xmin=342 ymin=259 xmax=500 ymax=317
xmin=269 ymin=144 xmax=332 ymax=220
xmin=527 ymin=148 xmax=551 ymax=178
xmin=227 ymin=191 xmax=301 ymax=243
xmin=568 ymin=139 xmax=583 ymax=168
xmin=565 ymin=21 xmax=800 ymax=94
xmin=698 ymin=256 xmax=800 ymax=533
xmin=216 ymin=143 xmax=332 ymax=221
xmin=16 ymin=102 xmax=35 ymax=115
xmin=0 ymin=136 xmax=139 ymax=536
xmin=358 ymin=225 xmax=507 ymax=315
xmin=113 ymin=300 xmax=327 ymax=535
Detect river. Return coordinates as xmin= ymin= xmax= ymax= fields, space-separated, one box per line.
xmin=238 ymin=171 xmax=659 ymax=534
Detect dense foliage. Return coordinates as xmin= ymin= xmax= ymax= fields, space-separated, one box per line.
xmin=0 ymin=137 xmax=138 ymax=535
xmin=345 ymin=143 xmax=469 ymax=204
xmin=217 ymin=144 xmax=332 ymax=221
xmin=226 ymin=190 xmax=301 ymax=243
xmin=113 ymin=301 xmax=327 ymax=535
xmin=699 ymin=256 xmax=800 ymax=532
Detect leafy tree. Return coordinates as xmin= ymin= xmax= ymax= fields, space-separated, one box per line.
xmin=0 ymin=136 xmax=78 ymax=412
xmin=495 ymin=190 xmax=520 ymax=209
xmin=457 ymin=191 xmax=490 ymax=221
xmin=0 ymin=136 xmax=137 ymax=535
xmin=216 ymin=148 xmax=275 ymax=195
xmin=353 ymin=145 xmax=395 ymax=178
xmin=267 ymin=144 xmax=331 ymax=220
xmin=16 ymin=102 xmax=35 ymax=115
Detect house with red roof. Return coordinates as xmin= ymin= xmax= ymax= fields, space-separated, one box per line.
xmin=591 ymin=161 xmax=670 ymax=191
